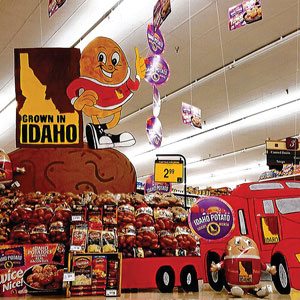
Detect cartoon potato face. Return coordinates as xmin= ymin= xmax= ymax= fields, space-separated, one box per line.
xmin=226 ymin=236 xmax=259 ymax=257
xmin=80 ymin=37 xmax=129 ymax=85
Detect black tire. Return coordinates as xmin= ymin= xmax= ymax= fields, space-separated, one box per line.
xmin=207 ymin=252 xmax=224 ymax=292
xmin=271 ymin=254 xmax=291 ymax=294
xmin=156 ymin=266 xmax=175 ymax=293
xmin=180 ymin=265 xmax=198 ymax=292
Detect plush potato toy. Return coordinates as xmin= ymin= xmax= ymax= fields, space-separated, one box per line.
xmin=211 ymin=236 xmax=276 ymax=298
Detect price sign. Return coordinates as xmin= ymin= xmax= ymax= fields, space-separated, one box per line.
xmin=106 ymin=289 xmax=117 ymax=296
xmin=154 ymin=160 xmax=183 ymax=183
xmin=72 ymin=215 xmax=82 ymax=222
xmin=63 ymin=272 xmax=75 ymax=282
xmin=70 ymin=245 xmax=82 ymax=252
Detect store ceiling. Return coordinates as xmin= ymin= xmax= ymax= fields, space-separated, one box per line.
xmin=0 ymin=0 xmax=299 ymax=189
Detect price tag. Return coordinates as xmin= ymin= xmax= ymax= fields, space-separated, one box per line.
xmin=72 ymin=215 xmax=82 ymax=222
xmin=63 ymin=272 xmax=75 ymax=282
xmin=154 ymin=160 xmax=183 ymax=183
xmin=70 ymin=245 xmax=82 ymax=252
xmin=106 ymin=289 xmax=117 ymax=297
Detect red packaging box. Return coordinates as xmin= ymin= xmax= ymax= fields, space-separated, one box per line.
xmin=0 ymin=243 xmax=65 ymax=297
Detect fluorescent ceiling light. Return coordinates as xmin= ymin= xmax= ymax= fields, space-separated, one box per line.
xmin=0 ymin=101 xmax=16 ymax=135
xmin=0 ymin=80 xmax=15 ymax=112
xmin=187 ymin=161 xmax=268 ymax=186
xmin=77 ymin=0 xmax=157 ymax=51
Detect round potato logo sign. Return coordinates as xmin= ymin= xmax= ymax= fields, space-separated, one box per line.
xmin=188 ymin=197 xmax=234 ymax=240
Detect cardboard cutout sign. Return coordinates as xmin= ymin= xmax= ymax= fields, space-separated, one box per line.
xmin=228 ymin=0 xmax=262 ymax=31
xmin=188 ymin=197 xmax=235 ymax=240
xmin=48 ymin=0 xmax=67 ymax=17
xmin=67 ymin=37 xmax=145 ymax=149
xmin=15 ymin=48 xmax=83 ymax=148
xmin=181 ymin=102 xmax=202 ymax=129
xmin=146 ymin=116 xmax=162 ymax=148
xmin=153 ymin=86 xmax=161 ymax=117
xmin=145 ymin=55 xmax=170 ymax=86
xmin=144 ymin=175 xmax=172 ymax=194
xmin=147 ymin=24 xmax=165 ymax=55
xmin=153 ymin=0 xmax=171 ymax=31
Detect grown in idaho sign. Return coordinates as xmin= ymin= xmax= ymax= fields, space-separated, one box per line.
xmin=15 ymin=48 xmax=83 ymax=147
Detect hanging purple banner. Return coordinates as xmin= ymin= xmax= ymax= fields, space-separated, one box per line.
xmin=153 ymin=0 xmax=171 ymax=31
xmin=146 ymin=116 xmax=162 ymax=148
xmin=147 ymin=24 xmax=165 ymax=55
xmin=145 ymin=55 xmax=170 ymax=86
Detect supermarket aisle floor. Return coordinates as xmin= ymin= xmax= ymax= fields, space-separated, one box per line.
xmin=24 ymin=284 xmax=300 ymax=300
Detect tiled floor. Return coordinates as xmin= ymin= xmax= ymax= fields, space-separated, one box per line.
xmin=23 ymin=284 xmax=300 ymax=300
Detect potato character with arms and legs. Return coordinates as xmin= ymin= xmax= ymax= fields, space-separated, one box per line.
xmin=210 ymin=236 xmax=276 ymax=298
xmin=67 ymin=37 xmax=145 ymax=149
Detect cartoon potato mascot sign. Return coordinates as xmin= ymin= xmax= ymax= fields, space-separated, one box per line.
xmin=67 ymin=37 xmax=145 ymax=149
xmin=210 ymin=236 xmax=276 ymax=298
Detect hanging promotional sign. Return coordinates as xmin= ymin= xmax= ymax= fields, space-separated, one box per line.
xmin=266 ymin=139 xmax=300 ymax=166
xmin=15 ymin=48 xmax=83 ymax=148
xmin=153 ymin=86 xmax=161 ymax=117
xmin=145 ymin=55 xmax=170 ymax=86
xmin=153 ymin=0 xmax=171 ymax=31
xmin=181 ymin=102 xmax=202 ymax=129
xmin=188 ymin=197 xmax=235 ymax=240
xmin=144 ymin=175 xmax=172 ymax=194
xmin=48 ymin=0 xmax=67 ymax=17
xmin=228 ymin=0 xmax=262 ymax=31
xmin=147 ymin=24 xmax=165 ymax=55
xmin=146 ymin=116 xmax=163 ymax=148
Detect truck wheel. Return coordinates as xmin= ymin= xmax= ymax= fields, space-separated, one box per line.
xmin=207 ymin=252 xmax=224 ymax=292
xmin=271 ymin=254 xmax=291 ymax=294
xmin=156 ymin=266 xmax=175 ymax=293
xmin=180 ymin=265 xmax=198 ymax=292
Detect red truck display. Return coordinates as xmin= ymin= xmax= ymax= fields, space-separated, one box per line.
xmin=199 ymin=180 xmax=300 ymax=294
xmin=122 ymin=256 xmax=201 ymax=292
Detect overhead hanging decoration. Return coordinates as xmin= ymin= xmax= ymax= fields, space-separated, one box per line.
xmin=146 ymin=116 xmax=163 ymax=148
xmin=145 ymin=0 xmax=171 ymax=148
xmin=67 ymin=37 xmax=146 ymax=149
xmin=15 ymin=48 xmax=83 ymax=148
xmin=48 ymin=0 xmax=67 ymax=17
xmin=228 ymin=0 xmax=262 ymax=31
xmin=153 ymin=86 xmax=161 ymax=117
xmin=153 ymin=0 xmax=171 ymax=31
xmin=181 ymin=102 xmax=202 ymax=129
xmin=147 ymin=24 xmax=165 ymax=55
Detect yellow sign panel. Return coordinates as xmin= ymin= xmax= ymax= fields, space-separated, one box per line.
xmin=154 ymin=160 xmax=184 ymax=183
xmin=261 ymin=217 xmax=280 ymax=244
xmin=19 ymin=53 xmax=80 ymax=145
xmin=266 ymin=140 xmax=287 ymax=151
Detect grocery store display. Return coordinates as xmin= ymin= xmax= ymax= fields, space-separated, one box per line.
xmin=0 ymin=186 xmax=199 ymax=296
xmin=259 ymin=163 xmax=300 ymax=180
